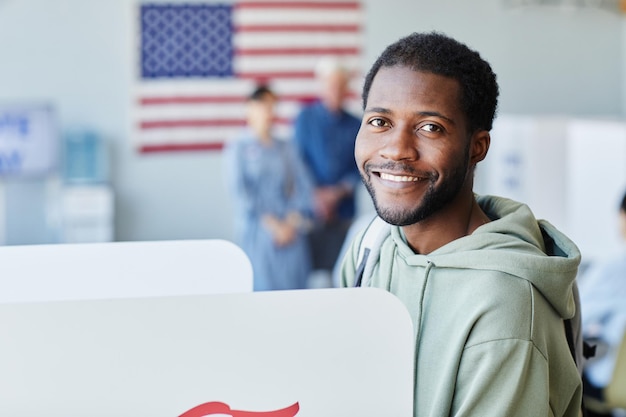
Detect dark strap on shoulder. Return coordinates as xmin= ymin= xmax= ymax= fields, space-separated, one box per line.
xmin=564 ymin=318 xmax=597 ymax=417
xmin=354 ymin=248 xmax=370 ymax=287
xmin=564 ymin=318 xmax=577 ymax=365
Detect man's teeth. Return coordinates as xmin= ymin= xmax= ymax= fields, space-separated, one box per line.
xmin=380 ymin=172 xmax=422 ymax=182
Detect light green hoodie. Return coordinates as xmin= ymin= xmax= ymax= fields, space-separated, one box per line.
xmin=341 ymin=195 xmax=582 ymax=417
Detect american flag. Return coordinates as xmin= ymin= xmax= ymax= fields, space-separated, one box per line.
xmin=133 ymin=1 xmax=364 ymax=153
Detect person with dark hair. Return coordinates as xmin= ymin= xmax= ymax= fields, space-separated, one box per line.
xmin=224 ymin=85 xmax=314 ymax=291
xmin=293 ymin=57 xmax=362 ymax=287
xmin=579 ymin=190 xmax=626 ymax=416
xmin=340 ymin=32 xmax=583 ymax=416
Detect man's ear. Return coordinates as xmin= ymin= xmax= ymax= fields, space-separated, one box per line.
xmin=470 ymin=130 xmax=490 ymax=165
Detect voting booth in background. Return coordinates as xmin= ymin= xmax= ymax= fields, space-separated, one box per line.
xmin=565 ymin=118 xmax=626 ymax=264
xmin=476 ymin=115 xmax=569 ymax=232
xmin=0 ymin=239 xmax=253 ymax=303
xmin=0 ymin=288 xmax=414 ymax=417
xmin=476 ymin=115 xmax=626 ymax=266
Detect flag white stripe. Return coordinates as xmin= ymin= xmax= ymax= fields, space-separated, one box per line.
xmin=137 ymin=102 xmax=305 ymax=121
xmin=136 ymin=78 xmax=363 ymax=100
xmin=234 ymin=9 xmax=362 ymax=26
xmin=137 ymin=99 xmax=361 ymax=120
xmin=137 ymin=127 xmax=243 ymax=145
xmin=136 ymin=79 xmax=255 ymax=96
xmin=137 ymin=125 xmax=296 ymax=145
xmin=235 ymin=56 xmax=361 ymax=73
xmin=234 ymin=33 xmax=361 ymax=50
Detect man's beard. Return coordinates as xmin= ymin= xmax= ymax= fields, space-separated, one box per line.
xmin=361 ymin=151 xmax=470 ymax=227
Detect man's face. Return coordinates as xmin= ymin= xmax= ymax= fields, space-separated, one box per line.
xmin=320 ymin=70 xmax=349 ymax=113
xmin=355 ymin=65 xmax=473 ymax=226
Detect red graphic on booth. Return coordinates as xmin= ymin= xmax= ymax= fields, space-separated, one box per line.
xmin=179 ymin=401 xmax=300 ymax=417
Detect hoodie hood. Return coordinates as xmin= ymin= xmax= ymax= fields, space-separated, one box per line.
xmin=394 ymin=195 xmax=581 ymax=320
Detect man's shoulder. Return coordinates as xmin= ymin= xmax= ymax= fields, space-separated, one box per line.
xmin=296 ymin=101 xmax=323 ymax=117
xmin=342 ymin=108 xmax=362 ymax=122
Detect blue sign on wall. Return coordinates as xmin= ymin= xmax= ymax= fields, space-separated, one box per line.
xmin=0 ymin=104 xmax=58 ymax=177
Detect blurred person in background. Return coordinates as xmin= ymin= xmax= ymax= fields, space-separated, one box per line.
xmin=579 ymin=189 xmax=626 ymax=416
xmin=293 ymin=57 xmax=361 ymax=287
xmin=224 ymin=85 xmax=314 ymax=291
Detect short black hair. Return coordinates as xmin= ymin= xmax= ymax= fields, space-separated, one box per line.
xmin=362 ymin=32 xmax=499 ymax=134
xmin=248 ymin=84 xmax=275 ymax=101
xmin=620 ymin=190 xmax=626 ymax=213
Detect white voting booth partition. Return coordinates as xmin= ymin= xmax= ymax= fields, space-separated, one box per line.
xmin=0 ymin=288 xmax=414 ymax=417
xmin=476 ymin=115 xmax=626 ymax=266
xmin=0 ymin=240 xmax=414 ymax=416
xmin=0 ymin=239 xmax=253 ymax=303
xmin=565 ymin=119 xmax=626 ymax=264
xmin=476 ymin=115 xmax=569 ymax=233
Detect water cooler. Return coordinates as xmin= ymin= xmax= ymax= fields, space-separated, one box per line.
xmin=60 ymin=129 xmax=113 ymax=243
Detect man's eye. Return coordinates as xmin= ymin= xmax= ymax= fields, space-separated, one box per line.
xmin=368 ymin=118 xmax=389 ymax=128
xmin=420 ymin=123 xmax=442 ymax=133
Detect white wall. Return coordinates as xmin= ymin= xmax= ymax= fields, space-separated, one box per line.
xmin=363 ymin=0 xmax=623 ymax=116
xmin=0 ymin=0 xmax=624 ymax=245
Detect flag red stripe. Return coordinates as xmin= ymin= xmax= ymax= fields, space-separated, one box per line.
xmin=141 ymin=96 xmax=246 ymax=105
xmin=236 ymin=71 xmax=315 ymax=79
xmin=140 ymin=94 xmax=314 ymax=106
xmin=139 ymin=92 xmax=358 ymax=106
xmin=140 ymin=142 xmax=225 ymax=153
xmin=140 ymin=118 xmax=291 ymax=129
xmin=235 ymin=24 xmax=360 ymax=33
xmin=235 ymin=47 xmax=360 ymax=56
xmin=141 ymin=119 xmax=246 ymax=129
xmin=235 ymin=1 xmax=360 ymax=10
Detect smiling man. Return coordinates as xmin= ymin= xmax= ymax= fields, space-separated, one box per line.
xmin=340 ymin=32 xmax=583 ymax=417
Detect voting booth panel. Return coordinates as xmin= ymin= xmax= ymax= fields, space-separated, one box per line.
xmin=476 ymin=115 xmax=626 ymax=266
xmin=0 ymin=239 xmax=253 ymax=303
xmin=476 ymin=115 xmax=569 ymax=232
xmin=565 ymin=119 xmax=626 ymax=264
xmin=0 ymin=288 xmax=414 ymax=417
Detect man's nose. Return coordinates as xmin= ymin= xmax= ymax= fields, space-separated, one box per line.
xmin=379 ymin=125 xmax=418 ymax=161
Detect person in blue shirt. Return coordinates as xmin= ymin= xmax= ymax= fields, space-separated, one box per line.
xmin=293 ymin=58 xmax=362 ymax=285
xmin=580 ymin=189 xmax=626 ymax=415
xmin=224 ymin=85 xmax=314 ymax=291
